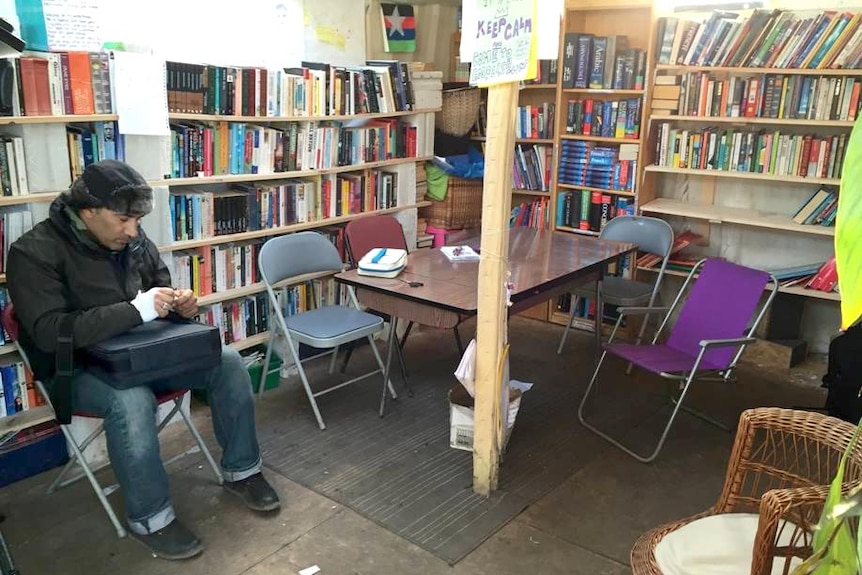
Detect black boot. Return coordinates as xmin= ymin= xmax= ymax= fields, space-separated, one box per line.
xmin=131 ymin=519 xmax=203 ymax=560
xmin=223 ymin=472 xmax=281 ymax=512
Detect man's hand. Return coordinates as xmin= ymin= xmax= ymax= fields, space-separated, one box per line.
xmin=172 ymin=288 xmax=198 ymax=319
xmin=132 ymin=287 xmax=176 ymax=322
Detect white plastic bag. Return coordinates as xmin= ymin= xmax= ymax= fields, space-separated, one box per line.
xmin=454 ymin=338 xmax=477 ymax=397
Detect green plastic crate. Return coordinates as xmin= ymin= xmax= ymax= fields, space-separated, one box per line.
xmin=248 ymin=355 xmax=282 ymax=393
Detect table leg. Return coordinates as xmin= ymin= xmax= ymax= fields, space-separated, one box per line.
xmin=379 ymin=316 xmax=398 ymax=418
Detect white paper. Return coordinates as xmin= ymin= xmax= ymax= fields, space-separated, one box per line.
xmin=468 ymin=0 xmax=537 ymax=86
xmin=41 ymin=0 xmax=102 ymax=52
xmin=535 ymin=0 xmax=563 ymax=60
xmin=299 ymin=566 xmax=321 ymax=575
xmin=441 ymin=245 xmax=481 ymax=262
xmin=509 ymin=379 xmax=534 ymax=393
xmin=110 ymin=51 xmax=170 ymax=137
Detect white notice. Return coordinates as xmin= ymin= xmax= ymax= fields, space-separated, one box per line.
xmin=109 ymin=51 xmax=170 ymax=137
xmin=466 ymin=0 xmax=537 ymax=86
xmin=41 ymin=0 xmax=102 ymax=52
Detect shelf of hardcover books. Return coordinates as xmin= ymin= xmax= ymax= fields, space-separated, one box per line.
xmin=548 ymin=253 xmax=634 ymax=331
xmin=554 ymin=138 xmax=638 ymax=237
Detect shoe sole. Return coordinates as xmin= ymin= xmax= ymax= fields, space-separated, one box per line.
xmin=223 ymin=486 xmax=281 ymax=512
xmin=130 ymin=532 xmax=204 ymax=560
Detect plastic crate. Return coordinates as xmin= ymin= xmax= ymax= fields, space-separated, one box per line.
xmin=249 ymin=355 xmax=282 ymax=393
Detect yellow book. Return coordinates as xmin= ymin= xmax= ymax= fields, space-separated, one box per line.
xmin=818 ymin=13 xmax=860 ymax=69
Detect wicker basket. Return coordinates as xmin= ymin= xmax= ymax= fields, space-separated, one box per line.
xmin=421 ymin=176 xmax=483 ymax=229
xmin=436 ymin=87 xmax=482 ymax=137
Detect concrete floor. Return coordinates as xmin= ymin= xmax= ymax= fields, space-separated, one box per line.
xmin=0 ymin=317 xmax=829 ymax=575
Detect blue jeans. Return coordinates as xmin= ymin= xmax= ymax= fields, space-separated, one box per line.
xmin=63 ymin=347 xmax=261 ymax=535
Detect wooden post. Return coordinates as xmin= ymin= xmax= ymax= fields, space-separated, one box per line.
xmin=473 ymin=82 xmax=519 ymax=496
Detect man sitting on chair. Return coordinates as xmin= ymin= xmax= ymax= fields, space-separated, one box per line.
xmin=5 ymin=160 xmax=280 ymax=560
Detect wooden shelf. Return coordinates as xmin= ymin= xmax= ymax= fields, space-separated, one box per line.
xmin=167 ymin=108 xmax=441 ymax=123
xmin=655 ymin=64 xmax=862 ymax=77
xmin=513 ymin=189 xmax=551 ymax=197
xmin=643 ymin=164 xmax=840 ymax=186
xmin=520 ymin=84 xmax=557 ymax=90
xmin=557 ymin=183 xmax=636 ymax=197
xmin=160 ymin=201 xmax=431 ymax=252
xmin=229 ymin=332 xmax=270 ymax=352
xmin=471 ymin=136 xmax=554 ymax=144
xmin=0 ymin=406 xmax=54 ymax=435
xmin=639 ymin=198 xmax=835 ymax=237
xmin=637 ymin=266 xmax=841 ymax=301
xmin=560 ymin=134 xmax=641 ymax=143
xmin=148 ymin=156 xmax=433 ymax=187
xmin=650 ymin=114 xmax=856 ymax=128
xmin=0 ymin=344 xmax=16 ymax=356
xmin=197 ymin=270 xmax=336 ymax=307
xmin=0 ymin=114 xmax=119 ymax=125
xmin=0 ymin=192 xmax=60 ymax=207
xmin=562 ymin=88 xmax=645 ymax=96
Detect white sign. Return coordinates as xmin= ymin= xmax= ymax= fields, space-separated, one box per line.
xmin=40 ymin=0 xmax=102 ymax=51
xmin=110 ymin=51 xmax=170 ymax=137
xmin=464 ymin=0 xmax=538 ymax=86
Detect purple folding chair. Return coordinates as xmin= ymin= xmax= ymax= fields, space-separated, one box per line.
xmin=578 ymin=258 xmax=778 ymax=463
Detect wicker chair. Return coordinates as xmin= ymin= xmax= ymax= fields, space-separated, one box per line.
xmin=631 ymin=407 xmax=862 ymax=575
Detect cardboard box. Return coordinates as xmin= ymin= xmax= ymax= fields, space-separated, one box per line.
xmin=448 ymin=384 xmax=522 ymax=452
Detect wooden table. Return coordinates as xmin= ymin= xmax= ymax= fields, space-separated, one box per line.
xmin=336 ymin=227 xmax=637 ymax=328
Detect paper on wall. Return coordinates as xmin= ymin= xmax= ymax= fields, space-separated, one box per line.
xmin=109 ymin=51 xmax=170 ymax=137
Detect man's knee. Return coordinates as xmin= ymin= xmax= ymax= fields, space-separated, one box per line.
xmin=104 ymin=386 xmax=159 ymax=450
xmin=217 ymin=347 xmax=253 ymax=400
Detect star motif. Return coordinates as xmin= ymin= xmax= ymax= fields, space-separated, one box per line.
xmin=386 ymin=5 xmax=407 ymax=38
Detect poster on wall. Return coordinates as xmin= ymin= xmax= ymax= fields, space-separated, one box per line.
xmin=380 ymin=3 xmax=416 ymax=53
xmin=15 ymin=0 xmax=102 ymax=52
xmin=465 ymin=0 xmax=538 ymax=86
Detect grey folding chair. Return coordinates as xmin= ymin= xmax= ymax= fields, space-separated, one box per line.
xmin=557 ymin=215 xmax=675 ymax=358
xmin=257 ymin=231 xmax=395 ymax=430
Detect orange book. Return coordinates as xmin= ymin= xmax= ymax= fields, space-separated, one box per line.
xmin=66 ymin=51 xmax=94 ymax=115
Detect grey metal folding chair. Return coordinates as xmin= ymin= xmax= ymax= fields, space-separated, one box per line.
xmin=0 ymin=304 xmax=222 ymax=539
xmin=257 ymin=231 xmax=395 ymax=430
xmin=578 ymin=258 xmax=778 ymax=463
xmin=557 ymin=215 xmax=675 ymax=358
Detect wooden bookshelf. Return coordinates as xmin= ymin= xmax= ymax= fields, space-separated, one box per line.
xmin=0 ymin=193 xmax=60 ymax=207
xmin=167 ymin=108 xmax=441 ymax=123
xmin=161 ymin=201 xmax=430 ymax=252
xmin=0 ymin=406 xmax=54 ymax=435
xmin=513 ymin=189 xmax=551 ymax=197
xmin=643 ymin=165 xmax=840 ymax=186
xmin=655 ymin=64 xmax=862 ymax=77
xmin=637 ymin=266 xmax=841 ymax=301
xmin=557 ymin=183 xmax=637 ymax=197
xmin=560 ymin=134 xmax=642 ymax=144
xmin=471 ymin=136 xmax=555 ymax=144
xmin=149 ymin=156 xmax=434 ymax=187
xmin=651 ymin=114 xmax=856 ymax=128
xmin=0 ymin=114 xmax=118 ymax=125
xmin=0 ymin=344 xmax=16 ymax=357
xmin=197 ymin=270 xmax=337 ymax=307
xmin=562 ymin=88 xmax=645 ymax=96
xmin=229 ymin=332 xmax=270 ymax=352
xmin=640 ymin=198 xmax=835 ymax=237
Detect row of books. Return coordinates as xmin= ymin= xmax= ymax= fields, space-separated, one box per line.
xmin=510 ymin=197 xmax=550 ymax=230
xmin=3 ymin=51 xmax=112 ymax=117
xmin=167 ymin=171 xmax=398 ymax=242
xmin=67 ymin=121 xmax=126 ymax=181
xmin=558 ymin=140 xmax=639 ymax=193
xmin=172 ymin=242 xmax=263 ymax=297
xmin=0 ymin=136 xmax=28 ymax=197
xmin=0 ymin=359 xmax=40 ymax=419
xmin=662 ymin=73 xmax=862 ymax=122
xmin=637 ymin=230 xmax=702 ymax=269
xmin=564 ymin=98 xmax=642 ymax=139
xmin=168 ymin=119 xmax=417 ymax=178
xmin=653 ymin=124 xmax=848 ymax=180
xmin=472 ymin=102 xmax=556 ymax=140
xmin=525 ymin=60 xmax=559 ymax=85
xmin=655 ymin=9 xmax=862 ymax=70
xmin=0 ymin=210 xmax=34 ymax=273
xmin=556 ymin=294 xmax=624 ymax=329
xmin=556 ymin=190 xmax=636 ymax=233
xmin=792 ymin=186 xmax=838 ymax=226
xmin=771 ymin=257 xmax=838 ymax=292
xmin=561 ymin=34 xmax=647 ymax=91
xmin=166 ymin=59 xmax=417 ymax=118
xmin=512 ymin=144 xmax=552 ymax=192
xmin=198 ymin=295 xmax=270 ymax=347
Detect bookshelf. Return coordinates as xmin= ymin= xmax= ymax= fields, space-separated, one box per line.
xmin=547 ymin=0 xmax=655 ymax=331
xmin=638 ymin=8 xmax=855 ymax=348
xmin=152 ymin=60 xmax=439 ymax=348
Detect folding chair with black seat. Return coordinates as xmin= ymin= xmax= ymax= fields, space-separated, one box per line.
xmin=256 ymin=230 xmax=395 ymax=430
xmin=557 ymin=215 xmax=675 ymax=358
xmin=0 ymin=304 xmax=223 ymax=538
xmin=578 ymin=258 xmax=778 ymax=463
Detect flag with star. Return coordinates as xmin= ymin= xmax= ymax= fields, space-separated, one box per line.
xmin=380 ymin=3 xmax=416 ymax=53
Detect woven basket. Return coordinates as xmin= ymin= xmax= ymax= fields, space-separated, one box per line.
xmin=436 ymin=87 xmax=482 ymax=137
xmin=421 ymin=176 xmax=483 ymax=229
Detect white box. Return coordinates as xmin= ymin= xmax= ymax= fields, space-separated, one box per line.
xmin=449 ymin=393 xmax=521 ymax=452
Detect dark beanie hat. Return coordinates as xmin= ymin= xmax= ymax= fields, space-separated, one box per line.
xmin=74 ymin=160 xmax=153 ymax=216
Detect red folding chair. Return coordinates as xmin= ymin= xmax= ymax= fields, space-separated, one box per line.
xmin=1 ymin=304 xmax=222 ymax=538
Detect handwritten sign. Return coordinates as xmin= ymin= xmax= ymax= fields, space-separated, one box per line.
xmin=41 ymin=0 xmax=102 ymax=51
xmin=467 ymin=0 xmax=537 ymax=86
